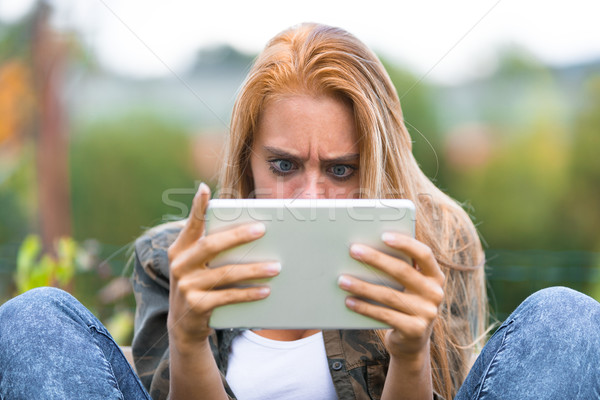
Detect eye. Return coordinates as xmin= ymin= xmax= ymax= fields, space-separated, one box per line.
xmin=276 ymin=160 xmax=293 ymax=172
xmin=268 ymin=159 xmax=297 ymax=176
xmin=327 ymin=164 xmax=356 ymax=180
xmin=332 ymin=165 xmax=349 ymax=177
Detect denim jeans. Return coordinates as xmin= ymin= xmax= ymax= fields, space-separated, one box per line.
xmin=1 ymin=286 xmax=599 ymax=399
xmin=0 ymin=287 xmax=151 ymax=400
xmin=456 ymin=286 xmax=600 ymax=399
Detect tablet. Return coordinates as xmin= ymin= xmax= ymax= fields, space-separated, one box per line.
xmin=205 ymin=198 xmax=415 ymax=329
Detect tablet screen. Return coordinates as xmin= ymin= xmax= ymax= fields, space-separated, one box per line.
xmin=205 ymin=199 xmax=415 ymax=329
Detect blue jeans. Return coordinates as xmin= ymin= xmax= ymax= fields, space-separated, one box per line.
xmin=0 ymin=286 xmax=599 ymax=399
xmin=0 ymin=287 xmax=151 ymax=400
xmin=456 ymin=286 xmax=600 ymax=399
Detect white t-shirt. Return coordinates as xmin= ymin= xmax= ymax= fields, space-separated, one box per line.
xmin=225 ymin=330 xmax=338 ymax=400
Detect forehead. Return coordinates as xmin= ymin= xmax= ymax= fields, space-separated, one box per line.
xmin=254 ymin=94 xmax=358 ymax=155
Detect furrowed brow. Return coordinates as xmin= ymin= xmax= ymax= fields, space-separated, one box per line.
xmin=263 ymin=146 xmax=305 ymax=162
xmin=263 ymin=146 xmax=359 ymax=164
xmin=322 ymin=153 xmax=360 ymax=163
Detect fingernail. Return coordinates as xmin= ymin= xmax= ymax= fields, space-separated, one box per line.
xmin=345 ymin=298 xmax=356 ymax=308
xmin=381 ymin=232 xmax=395 ymax=244
xmin=350 ymin=244 xmax=365 ymax=257
xmin=249 ymin=223 xmax=266 ymax=237
xmin=257 ymin=287 xmax=270 ymax=297
xmin=198 ymin=182 xmax=210 ymax=194
xmin=265 ymin=262 xmax=281 ymax=275
xmin=338 ymin=275 xmax=352 ymax=289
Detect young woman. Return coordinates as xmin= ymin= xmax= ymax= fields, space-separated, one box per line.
xmin=1 ymin=23 xmax=599 ymax=400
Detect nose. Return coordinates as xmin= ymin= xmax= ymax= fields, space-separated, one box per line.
xmin=298 ymin=174 xmax=326 ymax=199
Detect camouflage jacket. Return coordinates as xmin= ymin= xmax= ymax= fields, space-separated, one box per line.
xmin=131 ymin=221 xmax=438 ymax=400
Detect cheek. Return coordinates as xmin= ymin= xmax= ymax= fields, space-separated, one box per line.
xmin=249 ymin=162 xmax=297 ymax=198
xmin=344 ymin=186 xmax=361 ymax=199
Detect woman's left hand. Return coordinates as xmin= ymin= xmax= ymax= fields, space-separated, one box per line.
xmin=338 ymin=232 xmax=445 ymax=360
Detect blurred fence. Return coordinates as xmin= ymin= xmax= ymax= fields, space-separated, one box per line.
xmin=486 ymin=249 xmax=600 ymax=321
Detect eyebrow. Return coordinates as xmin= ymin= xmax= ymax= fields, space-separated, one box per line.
xmin=262 ymin=146 xmax=360 ymax=163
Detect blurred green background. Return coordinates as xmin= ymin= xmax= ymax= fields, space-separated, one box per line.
xmin=1 ymin=4 xmax=599 ymax=344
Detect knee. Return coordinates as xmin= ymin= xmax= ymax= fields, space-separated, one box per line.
xmin=1 ymin=286 xmax=73 ymax=314
xmin=513 ymin=286 xmax=600 ymax=335
xmin=15 ymin=286 xmax=72 ymax=303
xmin=0 ymin=287 xmax=78 ymax=333
xmin=524 ymin=286 xmax=598 ymax=312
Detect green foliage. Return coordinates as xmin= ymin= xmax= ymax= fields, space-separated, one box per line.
xmin=492 ymin=45 xmax=548 ymax=78
xmin=381 ymin=59 xmax=446 ymax=185
xmin=0 ymin=144 xmax=37 ymax=244
xmin=104 ymin=309 xmax=135 ymax=345
xmin=561 ymin=76 xmax=600 ymax=251
xmin=441 ymin=51 xmax=588 ymax=251
xmin=69 ymin=112 xmax=197 ymax=244
xmin=450 ymin=122 xmax=569 ymax=249
xmin=0 ymin=188 xmax=29 ymax=244
xmin=14 ymin=235 xmax=77 ymax=294
xmin=12 ymin=234 xmax=136 ymax=345
xmin=0 ymin=12 xmax=34 ymax=61
xmin=589 ymin=254 xmax=600 ymax=302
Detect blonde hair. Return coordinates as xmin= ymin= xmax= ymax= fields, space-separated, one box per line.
xmin=219 ymin=23 xmax=488 ymax=399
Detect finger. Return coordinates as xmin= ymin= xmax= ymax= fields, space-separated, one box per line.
xmin=181 ymin=222 xmax=266 ymax=269
xmin=381 ymin=233 xmax=445 ymax=283
xmin=344 ymin=297 xmax=430 ymax=339
xmin=180 ymin=262 xmax=281 ymax=291
xmin=170 ymin=220 xmax=266 ymax=277
xmin=170 ymin=222 xmax=266 ymax=277
xmin=179 ymin=182 xmax=212 ymax=246
xmin=338 ymin=275 xmax=437 ymax=318
xmin=187 ymin=286 xmax=271 ymax=314
xmin=349 ymin=243 xmax=425 ymax=291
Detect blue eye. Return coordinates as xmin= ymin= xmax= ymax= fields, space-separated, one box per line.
xmin=268 ymin=159 xmax=297 ymax=176
xmin=332 ymin=165 xmax=348 ymax=176
xmin=328 ymin=164 xmax=356 ymax=180
xmin=277 ymin=160 xmax=293 ymax=172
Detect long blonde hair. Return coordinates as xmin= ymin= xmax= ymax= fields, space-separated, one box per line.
xmin=219 ymin=23 xmax=488 ymax=399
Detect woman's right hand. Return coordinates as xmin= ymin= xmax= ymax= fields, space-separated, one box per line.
xmin=166 ymin=183 xmax=280 ymax=348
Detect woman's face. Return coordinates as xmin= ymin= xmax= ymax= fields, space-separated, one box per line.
xmin=249 ymin=94 xmax=361 ymax=199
